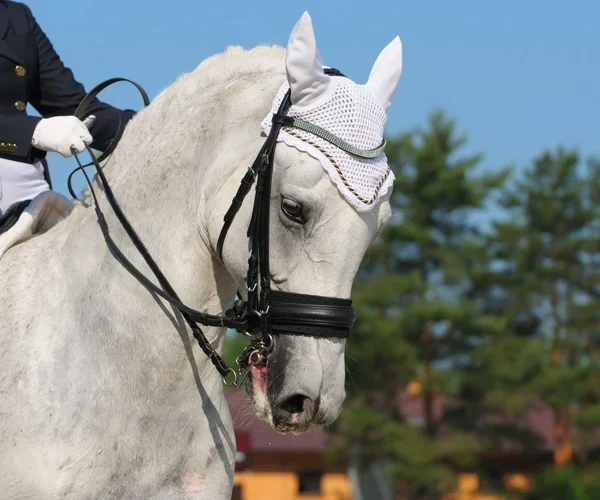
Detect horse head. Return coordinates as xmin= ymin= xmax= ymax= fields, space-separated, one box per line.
xmin=217 ymin=12 xmax=402 ymax=434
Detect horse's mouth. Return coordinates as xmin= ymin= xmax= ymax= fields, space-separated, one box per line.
xmin=246 ymin=362 xmax=323 ymax=434
xmin=272 ymin=421 xmax=310 ymax=435
xmin=269 ymin=405 xmax=325 ymax=435
xmin=250 ymin=364 xmax=268 ymax=393
xmin=243 ymin=363 xmax=270 ymax=418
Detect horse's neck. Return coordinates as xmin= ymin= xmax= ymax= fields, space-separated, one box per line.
xmin=18 ymin=67 xmax=280 ymax=389
xmin=64 ymin=73 xmax=248 ymax=316
xmin=15 ymin=114 xmax=234 ymax=393
xmin=42 ymin=194 xmax=233 ymax=389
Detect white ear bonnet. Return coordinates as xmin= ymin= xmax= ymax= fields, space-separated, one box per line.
xmin=260 ymin=12 xmax=403 ymax=213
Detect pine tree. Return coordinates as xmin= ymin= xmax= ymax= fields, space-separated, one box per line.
xmin=331 ymin=110 xmax=509 ymax=497
xmin=481 ymin=148 xmax=600 ymax=469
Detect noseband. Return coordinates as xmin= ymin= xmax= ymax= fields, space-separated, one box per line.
xmin=71 ymin=69 xmax=383 ymax=385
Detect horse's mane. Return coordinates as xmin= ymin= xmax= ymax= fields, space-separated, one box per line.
xmin=173 ymin=44 xmax=286 ymax=91
xmin=73 ymin=45 xmax=286 ymax=207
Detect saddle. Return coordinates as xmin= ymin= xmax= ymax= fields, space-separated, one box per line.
xmin=0 ymin=191 xmax=71 ymax=260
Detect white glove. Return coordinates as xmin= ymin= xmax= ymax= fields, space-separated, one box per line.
xmin=32 ymin=115 xmax=96 ymax=158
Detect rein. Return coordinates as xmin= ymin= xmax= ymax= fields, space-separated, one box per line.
xmin=69 ymin=70 xmax=370 ymax=386
xmin=71 ymin=79 xmax=241 ymax=383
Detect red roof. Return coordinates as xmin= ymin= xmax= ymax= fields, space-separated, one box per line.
xmin=397 ymin=392 xmax=558 ymax=452
xmin=399 ymin=392 xmax=451 ymax=423
xmin=227 ymin=390 xmax=584 ymax=455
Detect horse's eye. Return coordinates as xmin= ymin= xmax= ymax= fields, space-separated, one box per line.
xmin=281 ymin=198 xmax=305 ymax=224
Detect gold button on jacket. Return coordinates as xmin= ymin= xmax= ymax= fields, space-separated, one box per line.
xmin=14 ymin=100 xmax=26 ymax=111
xmin=0 ymin=143 xmax=18 ymax=153
xmin=15 ymin=65 xmax=26 ymax=77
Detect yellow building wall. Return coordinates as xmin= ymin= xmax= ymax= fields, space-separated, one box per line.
xmin=234 ymin=459 xmax=531 ymax=500
xmin=233 ymin=472 xmax=351 ymax=500
xmin=440 ymin=472 xmax=533 ymax=500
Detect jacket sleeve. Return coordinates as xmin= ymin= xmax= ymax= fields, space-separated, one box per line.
xmin=0 ymin=113 xmax=42 ymax=163
xmin=24 ymin=4 xmax=136 ymax=154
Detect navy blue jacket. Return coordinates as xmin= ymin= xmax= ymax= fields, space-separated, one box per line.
xmin=0 ymin=0 xmax=135 ymax=163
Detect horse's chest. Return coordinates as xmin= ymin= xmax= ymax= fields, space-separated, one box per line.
xmin=3 ymin=419 xmax=233 ymax=499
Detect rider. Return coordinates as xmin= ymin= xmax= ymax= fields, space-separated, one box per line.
xmin=0 ymin=0 xmax=135 ymax=226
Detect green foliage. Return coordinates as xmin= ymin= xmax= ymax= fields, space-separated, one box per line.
xmin=577 ymin=404 xmax=600 ymax=428
xmin=331 ymin=114 xmax=600 ymax=495
xmin=482 ymin=146 xmax=600 ymax=470
xmin=222 ymin=331 xmax=248 ymax=389
xmin=384 ymin=426 xmax=459 ymax=494
xmin=524 ymin=466 xmax=600 ymax=500
xmin=219 ymin=109 xmax=600 ymax=496
xmin=331 ymin=110 xmax=514 ymax=496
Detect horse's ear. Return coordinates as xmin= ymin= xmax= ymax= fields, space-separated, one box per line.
xmin=365 ymin=36 xmax=403 ymax=112
xmin=285 ymin=12 xmax=333 ymax=108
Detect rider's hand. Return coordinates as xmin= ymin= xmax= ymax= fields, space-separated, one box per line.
xmin=32 ymin=115 xmax=95 ymax=158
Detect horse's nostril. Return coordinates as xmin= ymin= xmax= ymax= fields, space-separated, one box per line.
xmin=280 ymin=394 xmax=310 ymax=415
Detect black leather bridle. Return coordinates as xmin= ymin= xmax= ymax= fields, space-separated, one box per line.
xmin=70 ymin=69 xmax=381 ymax=385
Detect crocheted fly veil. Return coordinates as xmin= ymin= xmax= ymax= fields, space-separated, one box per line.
xmin=261 ymin=77 xmax=394 ymax=213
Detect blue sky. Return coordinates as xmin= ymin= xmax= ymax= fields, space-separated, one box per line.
xmin=25 ymin=0 xmax=599 ymax=198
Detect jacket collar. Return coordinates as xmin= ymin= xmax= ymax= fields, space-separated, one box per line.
xmin=0 ymin=2 xmax=25 ymax=64
xmin=0 ymin=2 xmax=8 ymax=41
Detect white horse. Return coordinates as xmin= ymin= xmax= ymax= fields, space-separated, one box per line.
xmin=0 ymin=12 xmax=402 ymax=499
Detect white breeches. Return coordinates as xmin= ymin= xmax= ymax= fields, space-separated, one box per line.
xmin=0 ymin=158 xmax=49 ymax=216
